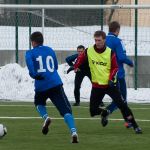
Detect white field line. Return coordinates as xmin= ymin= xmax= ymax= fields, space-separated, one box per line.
xmin=73 ymin=106 xmax=150 ymax=110
xmin=0 ymin=117 xmax=149 ymax=122
xmin=0 ymin=105 xmax=149 ymax=110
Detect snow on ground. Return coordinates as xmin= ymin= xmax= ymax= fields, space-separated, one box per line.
xmin=0 ymin=63 xmax=149 ymax=103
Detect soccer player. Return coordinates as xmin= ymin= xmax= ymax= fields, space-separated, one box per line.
xmin=66 ymin=45 xmax=105 ymax=107
xmin=65 ymin=45 xmax=91 ymax=106
xmin=25 ymin=31 xmax=79 ymax=143
xmin=74 ymin=30 xmax=142 ymax=134
xmin=106 ymin=21 xmax=134 ymax=128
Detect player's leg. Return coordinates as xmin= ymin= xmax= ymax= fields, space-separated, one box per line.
xmin=90 ymin=88 xmax=105 ymax=116
xmin=107 ymin=87 xmax=142 ymax=134
xmin=49 ymin=85 xmax=78 ymax=143
xmin=118 ymin=78 xmax=127 ymax=101
xmin=106 ymin=81 xmax=121 ymax=114
xmin=73 ymin=72 xmax=84 ymax=106
xmin=90 ymin=87 xmax=105 ymax=116
xmin=34 ymin=91 xmax=51 ymax=135
xmin=118 ymin=78 xmax=133 ymax=128
xmin=106 ymin=78 xmax=127 ymax=113
xmin=90 ymin=88 xmax=108 ymax=126
xmin=106 ymin=102 xmax=118 ymax=113
xmin=106 ymin=79 xmax=131 ymax=127
xmin=86 ymin=71 xmax=105 ymax=107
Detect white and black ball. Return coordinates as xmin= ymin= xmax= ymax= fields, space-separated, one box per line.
xmin=0 ymin=124 xmax=7 ymax=138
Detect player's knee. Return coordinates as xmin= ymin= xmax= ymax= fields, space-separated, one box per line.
xmin=115 ymin=101 xmax=125 ymax=110
xmin=60 ymin=110 xmax=72 ymax=117
xmin=34 ymin=100 xmax=46 ymax=106
xmin=119 ymin=103 xmax=128 ymax=111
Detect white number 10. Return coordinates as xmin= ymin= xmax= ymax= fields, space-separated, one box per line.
xmin=36 ymin=56 xmax=54 ymax=73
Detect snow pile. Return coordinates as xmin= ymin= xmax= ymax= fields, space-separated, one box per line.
xmin=0 ymin=63 xmax=34 ymax=100
xmin=0 ymin=63 xmax=149 ymax=103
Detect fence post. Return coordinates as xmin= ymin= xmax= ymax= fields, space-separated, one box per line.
xmin=134 ymin=0 xmax=138 ymax=90
xmin=100 ymin=0 xmax=104 ymax=30
xmin=29 ymin=0 xmax=31 ymax=49
xmin=42 ymin=8 xmax=45 ymax=36
xmin=15 ymin=0 xmax=18 ymax=63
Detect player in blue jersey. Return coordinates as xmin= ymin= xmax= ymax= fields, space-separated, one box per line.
xmin=106 ymin=21 xmax=134 ymax=128
xmin=25 ymin=31 xmax=78 ymax=143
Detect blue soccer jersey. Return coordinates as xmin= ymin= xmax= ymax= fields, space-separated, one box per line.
xmin=106 ymin=33 xmax=133 ymax=78
xmin=25 ymin=45 xmax=62 ymax=92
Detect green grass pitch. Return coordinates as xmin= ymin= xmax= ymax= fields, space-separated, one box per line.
xmin=0 ymin=101 xmax=150 ymax=150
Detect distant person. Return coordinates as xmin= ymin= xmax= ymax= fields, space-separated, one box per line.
xmin=74 ymin=30 xmax=142 ymax=134
xmin=66 ymin=45 xmax=91 ymax=106
xmin=25 ymin=31 xmax=79 ymax=143
xmin=66 ymin=45 xmax=104 ymax=107
xmin=106 ymin=21 xmax=134 ymax=128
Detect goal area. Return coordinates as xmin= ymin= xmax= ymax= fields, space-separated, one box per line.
xmin=0 ymin=4 xmax=150 ymax=101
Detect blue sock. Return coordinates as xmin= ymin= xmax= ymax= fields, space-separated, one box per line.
xmin=64 ymin=113 xmax=77 ymax=133
xmin=36 ymin=105 xmax=48 ymax=120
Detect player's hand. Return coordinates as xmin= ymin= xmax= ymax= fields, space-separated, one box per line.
xmin=74 ymin=68 xmax=80 ymax=73
xmin=128 ymin=60 xmax=134 ymax=67
xmin=34 ymin=75 xmax=44 ymax=80
xmin=108 ymin=80 xmax=117 ymax=88
xmin=67 ymin=66 xmax=74 ymax=74
xmin=129 ymin=62 xmax=134 ymax=67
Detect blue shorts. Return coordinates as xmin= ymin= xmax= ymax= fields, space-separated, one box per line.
xmin=34 ymin=85 xmax=72 ymax=116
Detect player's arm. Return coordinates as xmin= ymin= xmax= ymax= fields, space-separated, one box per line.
xmin=116 ymin=40 xmax=133 ymax=67
xmin=74 ymin=50 xmax=87 ymax=72
xmin=65 ymin=54 xmax=78 ymax=66
xmin=109 ymin=51 xmax=118 ymax=82
xmin=65 ymin=54 xmax=78 ymax=74
xmin=25 ymin=51 xmax=43 ymax=80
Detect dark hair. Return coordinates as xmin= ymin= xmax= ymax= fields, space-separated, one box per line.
xmin=77 ymin=45 xmax=85 ymax=50
xmin=94 ymin=30 xmax=106 ymax=39
xmin=109 ymin=21 xmax=120 ymax=33
xmin=30 ymin=31 xmax=44 ymax=45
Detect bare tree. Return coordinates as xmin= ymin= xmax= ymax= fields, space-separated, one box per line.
xmin=104 ymin=0 xmax=119 ymax=23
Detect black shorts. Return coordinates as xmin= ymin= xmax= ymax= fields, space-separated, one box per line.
xmin=34 ymin=85 xmax=72 ymax=116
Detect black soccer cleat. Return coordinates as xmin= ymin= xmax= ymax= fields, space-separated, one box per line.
xmin=101 ymin=109 xmax=109 ymax=127
xmin=42 ymin=117 xmax=51 ymax=135
xmin=71 ymin=132 xmax=79 ymax=143
xmin=134 ymin=127 xmax=142 ymax=134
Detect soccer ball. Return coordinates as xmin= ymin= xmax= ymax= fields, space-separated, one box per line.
xmin=0 ymin=124 xmax=7 ymax=138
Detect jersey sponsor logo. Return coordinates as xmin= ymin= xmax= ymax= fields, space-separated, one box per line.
xmin=92 ymin=60 xmax=107 ymax=66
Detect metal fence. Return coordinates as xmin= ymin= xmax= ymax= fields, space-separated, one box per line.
xmin=0 ymin=3 xmax=150 ymax=88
